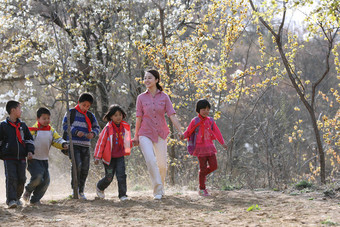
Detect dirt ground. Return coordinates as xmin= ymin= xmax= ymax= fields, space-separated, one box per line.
xmin=0 ymin=188 xmax=339 ymax=226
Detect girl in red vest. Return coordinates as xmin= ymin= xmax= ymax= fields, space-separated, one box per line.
xmin=94 ymin=104 xmax=132 ymax=201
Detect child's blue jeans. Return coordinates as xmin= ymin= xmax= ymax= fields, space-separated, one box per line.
xmin=97 ymin=156 xmax=127 ymax=198
xmin=25 ymin=159 xmax=50 ymax=203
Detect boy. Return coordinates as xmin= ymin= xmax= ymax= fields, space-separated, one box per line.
xmin=23 ymin=107 xmax=68 ymax=205
xmin=0 ymin=100 xmax=35 ymax=208
xmin=62 ymin=92 xmax=100 ymax=200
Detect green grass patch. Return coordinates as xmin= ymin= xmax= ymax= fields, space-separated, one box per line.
xmin=221 ymin=185 xmax=235 ymax=191
xmin=48 ymin=200 xmax=58 ymax=204
xmin=295 ymin=180 xmax=313 ymax=190
xmin=289 ymin=192 xmax=299 ymax=196
xmin=247 ymin=204 xmax=261 ymax=212
xmin=221 ymin=183 xmax=241 ymax=191
xmin=321 ymin=219 xmax=338 ymax=226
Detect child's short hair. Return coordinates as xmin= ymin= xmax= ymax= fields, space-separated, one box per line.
xmin=103 ymin=104 xmax=127 ymax=122
xmin=78 ymin=92 xmax=94 ymax=104
xmin=37 ymin=107 xmax=51 ymax=118
xmin=6 ymin=100 xmax=20 ymax=114
xmin=196 ymin=99 xmax=211 ymax=113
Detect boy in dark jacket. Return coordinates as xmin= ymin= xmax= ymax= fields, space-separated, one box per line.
xmin=0 ymin=100 xmax=35 ymax=208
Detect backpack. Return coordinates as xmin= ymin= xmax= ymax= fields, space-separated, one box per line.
xmin=187 ymin=117 xmax=214 ymax=155
xmin=62 ymin=108 xmax=95 ymax=140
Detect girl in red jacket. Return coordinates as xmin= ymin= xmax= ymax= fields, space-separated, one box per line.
xmin=94 ymin=104 xmax=132 ymax=201
xmin=183 ymin=99 xmax=227 ymax=196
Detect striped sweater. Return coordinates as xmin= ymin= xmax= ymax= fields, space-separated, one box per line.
xmin=62 ymin=109 xmax=100 ymax=147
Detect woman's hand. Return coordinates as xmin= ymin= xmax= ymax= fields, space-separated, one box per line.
xmin=132 ymin=137 xmax=139 ymax=146
xmin=94 ymin=159 xmax=99 ymax=165
xmin=222 ymin=144 xmax=228 ymax=150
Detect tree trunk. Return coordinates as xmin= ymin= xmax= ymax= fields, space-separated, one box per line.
xmin=248 ymin=0 xmax=326 ymax=183
xmin=66 ymin=91 xmax=79 ymax=199
xmin=159 ymin=6 xmax=177 ymax=185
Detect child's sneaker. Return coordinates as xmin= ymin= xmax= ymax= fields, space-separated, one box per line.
xmin=153 ymin=194 xmax=162 ymax=200
xmin=23 ymin=191 xmax=31 ymax=202
xmin=17 ymin=200 xmax=23 ymax=206
xmin=199 ymin=189 xmax=210 ymax=196
xmin=120 ymin=196 xmax=129 ymax=201
xmin=78 ymin=192 xmax=87 ymax=200
xmin=96 ymin=187 xmax=105 ymax=199
xmin=8 ymin=200 xmax=17 ymax=209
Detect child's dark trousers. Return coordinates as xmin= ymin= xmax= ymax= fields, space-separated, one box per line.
xmin=97 ymin=156 xmax=127 ymax=198
xmin=4 ymin=159 xmax=27 ymax=205
xmin=70 ymin=145 xmax=90 ymax=194
xmin=26 ymin=159 xmax=50 ymax=203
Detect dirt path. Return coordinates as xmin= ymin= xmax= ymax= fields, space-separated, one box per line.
xmin=0 ymin=189 xmax=339 ymax=226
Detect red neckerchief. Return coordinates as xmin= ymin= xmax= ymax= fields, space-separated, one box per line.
xmin=29 ymin=122 xmax=51 ymax=131
xmin=111 ymin=121 xmax=124 ymax=149
xmin=8 ymin=120 xmax=24 ymax=145
xmin=186 ymin=115 xmax=204 ymax=138
xmin=75 ymin=104 xmax=92 ymax=132
xmin=197 ymin=114 xmax=207 ymax=140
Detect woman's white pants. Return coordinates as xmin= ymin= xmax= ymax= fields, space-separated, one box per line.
xmin=139 ymin=136 xmax=167 ymax=196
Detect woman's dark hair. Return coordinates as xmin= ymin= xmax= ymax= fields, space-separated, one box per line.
xmin=37 ymin=107 xmax=51 ymax=118
xmin=103 ymin=104 xmax=127 ymax=121
xmin=196 ymin=99 xmax=211 ymax=113
xmin=146 ymin=69 xmax=163 ymax=91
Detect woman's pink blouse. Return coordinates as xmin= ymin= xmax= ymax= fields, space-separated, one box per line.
xmin=136 ymin=90 xmax=176 ymax=142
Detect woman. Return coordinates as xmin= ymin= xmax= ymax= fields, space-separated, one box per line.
xmin=132 ymin=69 xmax=183 ymax=200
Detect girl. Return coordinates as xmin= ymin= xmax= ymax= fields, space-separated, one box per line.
xmin=94 ymin=104 xmax=132 ymax=201
xmin=183 ymin=99 xmax=227 ymax=196
xmin=132 ymin=69 xmax=183 ymax=200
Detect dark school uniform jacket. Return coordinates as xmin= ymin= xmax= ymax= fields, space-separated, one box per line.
xmin=0 ymin=117 xmax=35 ymax=160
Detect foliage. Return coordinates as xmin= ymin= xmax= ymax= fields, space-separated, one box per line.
xmin=248 ymin=0 xmax=340 ymax=184
xmin=320 ymin=219 xmax=338 ymax=226
xmin=247 ymin=204 xmax=260 ymax=211
xmin=0 ymin=0 xmax=339 ymax=189
xmin=295 ymin=180 xmax=313 ymax=190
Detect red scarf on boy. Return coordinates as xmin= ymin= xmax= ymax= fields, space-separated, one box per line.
xmin=29 ymin=122 xmax=51 ymax=131
xmin=8 ymin=121 xmax=24 ymax=145
xmin=75 ymin=104 xmax=92 ymax=132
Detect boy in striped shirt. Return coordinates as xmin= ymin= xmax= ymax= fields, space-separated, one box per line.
xmin=62 ymin=93 xmax=100 ymax=200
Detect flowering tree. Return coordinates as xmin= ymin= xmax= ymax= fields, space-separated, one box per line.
xmin=248 ymin=0 xmax=339 ymax=183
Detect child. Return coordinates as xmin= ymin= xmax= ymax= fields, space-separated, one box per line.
xmin=23 ymin=107 xmax=68 ymax=205
xmin=94 ymin=104 xmax=132 ymax=201
xmin=183 ymin=99 xmax=227 ymax=196
xmin=0 ymin=100 xmax=35 ymax=208
xmin=62 ymin=92 xmax=100 ymax=200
